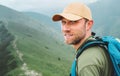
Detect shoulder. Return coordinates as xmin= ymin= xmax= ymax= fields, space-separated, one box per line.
xmin=78 ymin=65 xmax=103 ymax=76
xmin=77 ymin=46 xmax=108 ymax=73
xmin=78 ymin=46 xmax=107 ymax=64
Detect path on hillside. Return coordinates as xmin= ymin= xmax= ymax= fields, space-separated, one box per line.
xmin=12 ymin=38 xmax=42 ymax=76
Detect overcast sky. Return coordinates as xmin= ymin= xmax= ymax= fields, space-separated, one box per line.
xmin=0 ymin=0 xmax=97 ymax=16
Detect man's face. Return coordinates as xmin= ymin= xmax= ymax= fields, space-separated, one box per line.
xmin=61 ymin=18 xmax=87 ymax=45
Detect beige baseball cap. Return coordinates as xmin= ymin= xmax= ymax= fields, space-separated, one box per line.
xmin=52 ymin=2 xmax=92 ymax=21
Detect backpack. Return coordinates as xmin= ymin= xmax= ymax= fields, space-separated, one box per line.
xmin=70 ymin=36 xmax=120 ymax=76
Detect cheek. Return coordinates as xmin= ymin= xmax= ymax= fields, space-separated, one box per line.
xmin=75 ymin=25 xmax=86 ymax=31
xmin=75 ymin=26 xmax=86 ymax=35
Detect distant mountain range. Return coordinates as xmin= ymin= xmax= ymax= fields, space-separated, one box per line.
xmin=89 ymin=0 xmax=120 ymax=37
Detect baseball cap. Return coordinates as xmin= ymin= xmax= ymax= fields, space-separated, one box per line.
xmin=52 ymin=2 xmax=92 ymax=21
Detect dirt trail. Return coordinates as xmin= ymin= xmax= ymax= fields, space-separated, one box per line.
xmin=12 ymin=38 xmax=42 ymax=76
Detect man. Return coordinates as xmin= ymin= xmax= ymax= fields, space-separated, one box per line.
xmin=52 ymin=2 xmax=114 ymax=76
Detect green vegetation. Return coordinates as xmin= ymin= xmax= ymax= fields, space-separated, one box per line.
xmin=0 ymin=4 xmax=74 ymax=76
xmin=0 ymin=21 xmax=20 ymax=76
xmin=7 ymin=21 xmax=74 ymax=76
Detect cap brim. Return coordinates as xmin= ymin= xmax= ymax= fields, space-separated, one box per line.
xmin=52 ymin=13 xmax=82 ymax=21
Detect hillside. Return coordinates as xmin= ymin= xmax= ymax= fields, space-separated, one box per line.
xmin=89 ymin=0 xmax=120 ymax=37
xmin=0 ymin=21 xmax=17 ymax=76
xmin=0 ymin=5 xmax=74 ymax=76
xmin=23 ymin=12 xmax=60 ymax=29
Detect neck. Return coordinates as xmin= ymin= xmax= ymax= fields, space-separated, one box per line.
xmin=73 ymin=32 xmax=92 ymax=50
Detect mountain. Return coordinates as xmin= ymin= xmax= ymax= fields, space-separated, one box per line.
xmin=89 ymin=0 xmax=120 ymax=37
xmin=23 ymin=12 xmax=62 ymax=38
xmin=0 ymin=5 xmax=74 ymax=76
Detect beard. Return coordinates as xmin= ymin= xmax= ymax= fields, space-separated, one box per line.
xmin=64 ymin=31 xmax=86 ymax=45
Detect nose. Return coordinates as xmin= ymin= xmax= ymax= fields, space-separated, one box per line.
xmin=62 ymin=24 xmax=71 ymax=32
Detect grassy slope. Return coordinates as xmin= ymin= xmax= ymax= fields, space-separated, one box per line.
xmin=0 ymin=5 xmax=74 ymax=76
xmin=7 ymin=18 xmax=74 ymax=76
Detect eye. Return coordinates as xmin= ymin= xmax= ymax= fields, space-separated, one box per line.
xmin=61 ymin=20 xmax=66 ymax=25
xmin=69 ymin=21 xmax=77 ymax=25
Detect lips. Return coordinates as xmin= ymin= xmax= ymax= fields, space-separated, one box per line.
xmin=64 ymin=34 xmax=73 ymax=39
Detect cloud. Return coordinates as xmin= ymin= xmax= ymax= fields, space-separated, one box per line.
xmin=0 ymin=0 xmax=97 ymax=16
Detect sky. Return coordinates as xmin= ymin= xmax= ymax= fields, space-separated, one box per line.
xmin=0 ymin=0 xmax=98 ymax=16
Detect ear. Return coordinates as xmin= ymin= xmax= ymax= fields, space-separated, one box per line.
xmin=86 ymin=20 xmax=94 ymax=31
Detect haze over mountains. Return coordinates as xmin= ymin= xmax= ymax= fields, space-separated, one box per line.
xmin=90 ymin=0 xmax=120 ymax=37
xmin=0 ymin=0 xmax=120 ymax=76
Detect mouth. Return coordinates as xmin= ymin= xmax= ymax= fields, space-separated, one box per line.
xmin=64 ymin=34 xmax=73 ymax=39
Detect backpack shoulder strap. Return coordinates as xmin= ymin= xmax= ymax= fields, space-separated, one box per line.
xmin=76 ymin=39 xmax=107 ymax=59
xmin=72 ymin=39 xmax=107 ymax=76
